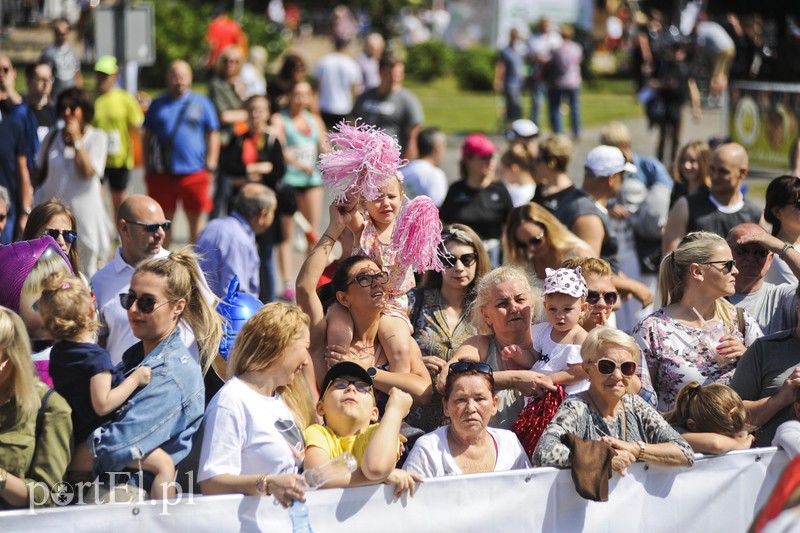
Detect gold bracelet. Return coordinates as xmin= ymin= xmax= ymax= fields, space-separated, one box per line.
xmin=256 ymin=474 xmax=271 ymax=496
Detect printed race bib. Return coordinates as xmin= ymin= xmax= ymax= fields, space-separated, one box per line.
xmin=107 ymin=130 xmax=122 ymax=155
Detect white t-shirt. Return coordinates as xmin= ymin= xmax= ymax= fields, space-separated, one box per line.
xmin=313 ymin=52 xmax=362 ymax=115
xmin=198 ymin=377 xmax=305 ymax=482
xmin=504 ymin=182 xmax=536 ymax=207
xmin=772 ymin=419 xmax=800 ymax=458
xmin=402 ymin=426 xmax=530 ymax=477
xmin=530 ymin=322 xmax=588 ymax=395
xmin=401 ymin=159 xmax=448 ymax=207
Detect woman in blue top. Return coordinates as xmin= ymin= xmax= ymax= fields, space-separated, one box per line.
xmin=272 ymin=80 xmax=329 ymax=257
xmin=89 ymin=248 xmax=223 ymax=495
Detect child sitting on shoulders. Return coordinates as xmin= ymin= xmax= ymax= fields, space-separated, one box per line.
xmin=503 ymin=267 xmax=589 ymax=394
xmin=665 ymin=381 xmax=754 ymax=454
xmin=37 ymin=273 xmax=175 ymax=499
xmin=326 ymin=175 xmax=415 ymax=374
xmin=303 ymin=362 xmax=421 ymax=498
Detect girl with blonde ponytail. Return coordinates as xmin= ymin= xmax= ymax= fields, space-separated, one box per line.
xmin=633 ymin=231 xmax=762 ymax=412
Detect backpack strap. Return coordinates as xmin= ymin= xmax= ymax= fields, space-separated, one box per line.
xmin=36 ymin=388 xmax=56 ymax=441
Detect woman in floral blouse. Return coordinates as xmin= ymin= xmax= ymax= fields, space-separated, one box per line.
xmin=633 ymin=232 xmax=762 ymax=412
xmin=406 ymin=224 xmax=491 ymax=432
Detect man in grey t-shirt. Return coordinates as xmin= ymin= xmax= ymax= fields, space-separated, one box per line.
xmin=40 ymin=18 xmax=82 ymax=100
xmin=727 ymin=223 xmax=799 ymax=335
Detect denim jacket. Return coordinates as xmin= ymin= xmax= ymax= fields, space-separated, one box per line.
xmin=90 ymin=327 xmax=204 ymax=477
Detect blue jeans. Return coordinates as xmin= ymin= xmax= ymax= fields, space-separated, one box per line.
xmin=548 ymin=87 xmax=581 ymax=137
xmin=90 ymin=328 xmax=204 ymax=479
xmin=530 ymin=82 xmax=547 ymax=126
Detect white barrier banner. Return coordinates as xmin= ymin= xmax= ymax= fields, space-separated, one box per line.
xmin=1 ymin=448 xmax=790 ymax=532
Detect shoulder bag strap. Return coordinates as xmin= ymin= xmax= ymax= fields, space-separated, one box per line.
xmin=36 ymin=388 xmax=56 ymax=441
xmin=167 ymin=95 xmax=192 ymax=148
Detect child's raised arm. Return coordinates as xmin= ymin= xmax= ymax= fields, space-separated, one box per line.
xmin=90 ymin=366 xmax=151 ymax=417
xmin=501 ymin=344 xmax=537 ymax=370
xmin=360 ymin=388 xmax=413 ymax=481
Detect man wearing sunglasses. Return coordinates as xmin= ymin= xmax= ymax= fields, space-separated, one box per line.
xmin=91 ymin=195 xmax=172 ymax=363
xmin=196 ymin=183 xmax=276 ymax=298
xmin=726 ymin=223 xmax=800 ymax=335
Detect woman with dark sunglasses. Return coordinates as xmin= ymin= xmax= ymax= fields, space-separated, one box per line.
xmin=296 ymin=203 xmax=432 ymax=409
xmin=33 ymin=87 xmax=113 ymax=277
xmin=504 ymin=203 xmax=595 ymax=281
xmin=23 ymin=199 xmax=84 ymax=281
xmin=764 ymin=175 xmax=800 ymax=286
xmin=90 ymin=248 xmax=223 ymax=495
xmin=534 ymin=327 xmax=693 ymax=472
xmin=404 ymin=224 xmax=491 ymax=432
xmin=633 ymin=231 xmax=762 ymax=412
xmin=403 ymin=362 xmax=530 ymax=477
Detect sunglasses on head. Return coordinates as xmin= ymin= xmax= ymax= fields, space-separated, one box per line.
xmin=328 ymin=377 xmax=373 ymax=394
xmin=733 ymin=246 xmax=770 ymax=259
xmin=703 ymin=259 xmax=736 ymax=273
xmin=589 ymin=358 xmax=637 ymax=376
xmin=125 ymin=220 xmax=171 ymax=233
xmin=449 ymin=361 xmax=494 ymax=378
xmin=442 ymin=252 xmax=478 ymax=268
xmin=119 ymin=292 xmax=171 ymax=314
xmin=347 ymin=271 xmax=389 ymax=287
xmin=43 ymin=228 xmax=77 ymax=244
xmin=586 ymin=290 xmax=618 ymax=306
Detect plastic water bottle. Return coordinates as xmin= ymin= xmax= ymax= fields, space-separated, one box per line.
xmin=287 ymin=453 xmax=357 ymax=532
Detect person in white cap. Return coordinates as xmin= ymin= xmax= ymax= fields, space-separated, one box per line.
xmin=507 ymin=118 xmax=540 ymax=160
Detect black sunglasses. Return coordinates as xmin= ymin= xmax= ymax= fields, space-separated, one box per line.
xmin=586 ymin=290 xmax=619 ymax=306
xmin=43 ymin=228 xmax=77 ymax=244
xmin=0 ymin=214 xmax=6 ymax=223
xmin=703 ymin=259 xmax=736 ymax=273
xmin=346 ymin=271 xmax=389 ymax=288
xmin=733 ymin=246 xmax=770 ymax=259
xmin=126 ymin=220 xmax=172 ymax=233
xmin=449 ymin=361 xmax=494 ymax=378
xmin=589 ymin=358 xmax=637 ymax=376
xmin=119 ymin=292 xmax=172 ymax=314
xmin=329 ymin=378 xmax=372 ymax=394
xmin=442 ymin=252 xmax=478 ymax=268
xmin=520 ymin=232 xmax=545 ymax=248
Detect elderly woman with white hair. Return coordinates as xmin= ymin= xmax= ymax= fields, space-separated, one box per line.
xmin=437 ymin=265 xmax=556 ymax=428
xmin=533 ymin=326 xmax=693 ymax=472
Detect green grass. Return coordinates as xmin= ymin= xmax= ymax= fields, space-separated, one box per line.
xmin=405 ymin=77 xmax=643 ymax=135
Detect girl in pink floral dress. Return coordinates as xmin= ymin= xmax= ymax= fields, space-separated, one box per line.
xmin=633 ymin=232 xmax=762 ymax=412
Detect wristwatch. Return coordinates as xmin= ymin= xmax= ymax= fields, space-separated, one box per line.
xmin=256 ymin=474 xmax=271 ymax=495
xmin=367 ymin=366 xmax=378 ymax=378
xmin=637 ymin=441 xmax=646 ymax=461
xmin=0 ymin=467 xmax=8 ymax=491
xmin=73 ymin=138 xmax=85 ymax=150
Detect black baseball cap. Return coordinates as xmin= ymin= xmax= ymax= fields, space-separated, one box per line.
xmin=321 ymin=362 xmax=373 ymax=397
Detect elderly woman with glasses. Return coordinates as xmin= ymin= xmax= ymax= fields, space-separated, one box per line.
xmin=633 ymin=232 xmax=762 ymax=412
xmin=404 ymin=224 xmax=491 ymax=432
xmin=403 ymin=361 xmax=530 ymax=477
xmin=296 ymin=202 xmax=432 ymax=409
xmin=505 ymin=202 xmax=596 ymax=281
xmin=534 ymin=327 xmax=693 ymax=472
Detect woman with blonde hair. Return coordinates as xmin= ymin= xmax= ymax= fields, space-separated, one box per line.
xmin=633 ymin=231 xmax=762 ymax=411
xmin=90 ymin=248 xmax=223 ymax=492
xmin=664 ymin=381 xmax=754 ymax=454
xmin=505 ymin=202 xmax=595 ymax=281
xmin=199 ymin=302 xmax=313 ymax=506
xmin=0 ymin=307 xmax=73 ymax=509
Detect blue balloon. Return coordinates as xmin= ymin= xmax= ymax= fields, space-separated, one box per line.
xmin=216 ymin=276 xmax=264 ymax=360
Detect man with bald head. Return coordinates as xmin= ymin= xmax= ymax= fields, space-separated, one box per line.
xmin=143 ymin=60 xmax=220 ymax=247
xmin=726 ymin=223 xmax=799 ymax=335
xmin=662 ymin=142 xmax=762 ymax=254
xmin=90 ymin=194 xmax=172 ymax=363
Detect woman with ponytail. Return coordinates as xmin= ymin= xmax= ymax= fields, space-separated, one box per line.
xmin=90 ymin=248 xmax=223 ymax=494
xmin=665 ymin=381 xmax=754 ymax=454
xmin=632 ymin=232 xmax=762 ymax=412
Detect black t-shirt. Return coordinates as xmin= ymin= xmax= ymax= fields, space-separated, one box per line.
xmin=532 ymin=185 xmax=590 ymax=226
xmin=49 ymin=341 xmax=125 ymax=442
xmin=439 ymin=180 xmax=514 ymax=240
xmin=0 ymin=113 xmax=25 ymax=198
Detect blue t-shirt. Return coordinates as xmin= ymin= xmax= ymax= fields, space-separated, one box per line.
xmin=49 ymin=340 xmax=125 ymax=443
xmin=144 ymin=91 xmax=219 ymax=174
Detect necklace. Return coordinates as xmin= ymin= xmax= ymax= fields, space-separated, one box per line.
xmin=585 ymin=390 xmax=627 ymax=441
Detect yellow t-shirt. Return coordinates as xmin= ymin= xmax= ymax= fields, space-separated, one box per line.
xmin=92 ymin=88 xmax=144 ymax=169
xmin=302 ymin=424 xmax=404 ymax=464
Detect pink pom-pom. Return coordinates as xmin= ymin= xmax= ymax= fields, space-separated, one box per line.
xmin=318 ymin=120 xmax=406 ymax=202
xmin=391 ymin=196 xmax=445 ymax=273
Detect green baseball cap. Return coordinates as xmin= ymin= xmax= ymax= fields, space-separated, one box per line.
xmin=94 ymin=55 xmax=119 ymax=75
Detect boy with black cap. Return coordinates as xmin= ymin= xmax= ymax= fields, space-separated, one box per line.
xmin=303 ymin=362 xmax=421 ymax=497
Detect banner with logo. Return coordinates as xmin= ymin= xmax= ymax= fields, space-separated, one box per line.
xmin=1 ymin=448 xmax=790 ymax=532
xmin=729 ymin=81 xmax=800 ymax=170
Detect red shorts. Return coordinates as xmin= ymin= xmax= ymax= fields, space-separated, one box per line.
xmin=145 ymin=170 xmax=213 ymax=214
